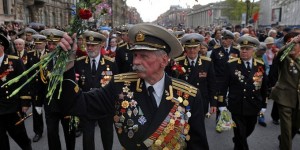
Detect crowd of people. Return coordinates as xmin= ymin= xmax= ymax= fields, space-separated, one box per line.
xmin=0 ymin=21 xmax=300 ymax=150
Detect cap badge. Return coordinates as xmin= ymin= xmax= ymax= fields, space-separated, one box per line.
xmin=89 ymin=36 xmax=94 ymax=41
xmin=49 ymin=33 xmax=54 ymax=40
xmin=191 ymin=39 xmax=195 ymax=43
xmin=243 ymin=40 xmax=248 ymax=45
xmin=136 ymin=31 xmax=145 ymax=42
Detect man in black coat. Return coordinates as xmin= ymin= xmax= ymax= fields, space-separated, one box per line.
xmin=219 ymin=35 xmax=268 ymax=150
xmin=115 ymin=26 xmax=133 ymax=73
xmin=60 ymin=23 xmax=209 ymax=150
xmin=75 ymin=30 xmax=118 ymax=150
xmin=39 ymin=29 xmax=76 ymax=150
xmin=174 ymin=33 xmax=217 ymax=116
xmin=0 ymin=34 xmax=32 ymax=150
xmin=210 ymin=30 xmax=240 ymax=122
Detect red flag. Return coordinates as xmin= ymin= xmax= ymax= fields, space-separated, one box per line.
xmin=253 ymin=12 xmax=259 ymax=22
xmin=208 ymin=9 xmax=212 ymax=16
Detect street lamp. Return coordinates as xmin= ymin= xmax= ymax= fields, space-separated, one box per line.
xmin=245 ymin=0 xmax=250 ymax=25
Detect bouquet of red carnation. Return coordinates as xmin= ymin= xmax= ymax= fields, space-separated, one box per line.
xmin=171 ymin=62 xmax=186 ymax=77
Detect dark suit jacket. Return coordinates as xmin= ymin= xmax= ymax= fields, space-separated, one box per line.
xmin=115 ymin=42 xmax=133 ymax=73
xmin=210 ymin=45 xmax=240 ymax=78
xmin=75 ymin=55 xmax=118 ymax=119
xmin=62 ymin=69 xmax=209 ymax=150
xmin=0 ymin=54 xmax=30 ymax=115
xmin=220 ymin=58 xmax=268 ymax=116
xmin=270 ymin=50 xmax=300 ymax=110
xmin=174 ymin=56 xmax=217 ymax=109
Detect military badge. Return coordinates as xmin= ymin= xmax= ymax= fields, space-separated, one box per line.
xmin=136 ymin=31 xmax=145 ymax=42
xmin=218 ymin=51 xmax=224 ymax=58
xmin=235 ymin=70 xmax=245 ymax=82
xmin=289 ymin=59 xmax=298 ymax=74
xmin=89 ymin=36 xmax=94 ymax=41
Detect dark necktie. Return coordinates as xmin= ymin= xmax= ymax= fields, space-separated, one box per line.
xmin=225 ymin=49 xmax=229 ymax=55
xmin=148 ymin=86 xmax=157 ymax=111
xmin=246 ymin=61 xmax=251 ymax=72
xmin=92 ymin=59 xmax=96 ymax=76
xmin=191 ymin=60 xmax=195 ymax=68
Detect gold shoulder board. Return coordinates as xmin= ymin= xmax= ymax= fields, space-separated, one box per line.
xmin=76 ymin=56 xmax=87 ymax=61
xmin=171 ymin=79 xmax=198 ymax=97
xmin=214 ymin=45 xmax=220 ymax=49
xmin=28 ymin=50 xmax=35 ymax=53
xmin=200 ymin=56 xmax=211 ymax=61
xmin=103 ymin=55 xmax=115 ymax=62
xmin=8 ymin=55 xmax=19 ymax=59
xmin=255 ymin=59 xmax=264 ymax=65
xmin=114 ymin=72 xmax=139 ymax=82
xmin=228 ymin=58 xmax=239 ymax=63
xmin=118 ymin=42 xmax=127 ymax=48
xmin=174 ymin=55 xmax=185 ymax=62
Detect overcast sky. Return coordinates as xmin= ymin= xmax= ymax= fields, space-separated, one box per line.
xmin=126 ymin=0 xmax=223 ymax=22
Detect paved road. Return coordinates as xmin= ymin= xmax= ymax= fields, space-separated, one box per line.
xmin=10 ymin=100 xmax=300 ymax=150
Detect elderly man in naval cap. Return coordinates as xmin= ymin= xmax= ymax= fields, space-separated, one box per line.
xmin=58 ymin=23 xmax=209 ymax=150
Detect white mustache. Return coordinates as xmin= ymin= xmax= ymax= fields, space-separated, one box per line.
xmin=132 ymin=65 xmax=146 ymax=72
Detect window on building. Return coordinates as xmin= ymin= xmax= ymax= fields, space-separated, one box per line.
xmin=3 ymin=0 xmax=8 ymax=14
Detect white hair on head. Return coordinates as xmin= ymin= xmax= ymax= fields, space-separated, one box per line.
xmin=268 ymin=29 xmax=277 ymax=36
xmin=14 ymin=38 xmax=25 ymax=45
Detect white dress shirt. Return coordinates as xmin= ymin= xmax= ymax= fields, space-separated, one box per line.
xmin=90 ymin=54 xmax=101 ymax=70
xmin=145 ymin=74 xmax=165 ymax=107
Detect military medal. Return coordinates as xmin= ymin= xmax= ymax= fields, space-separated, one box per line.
xmin=132 ymin=124 xmax=139 ymax=132
xmin=289 ymin=60 xmax=298 ymax=74
xmin=138 ymin=116 xmax=147 ymax=125
xmin=127 ymin=109 xmax=132 ymax=117
xmin=125 ymin=53 xmax=128 ymax=60
xmin=133 ymin=108 xmax=138 ymax=116
xmin=113 ymin=115 xmax=120 ymax=122
xmin=128 ymin=130 xmax=134 ymax=138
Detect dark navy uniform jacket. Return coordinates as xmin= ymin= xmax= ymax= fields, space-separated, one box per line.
xmin=62 ymin=68 xmax=209 ymax=150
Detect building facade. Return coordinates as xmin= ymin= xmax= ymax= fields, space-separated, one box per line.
xmin=259 ymin=0 xmax=300 ymax=27
xmin=0 ymin=0 xmax=75 ymax=27
xmin=155 ymin=5 xmax=190 ymax=29
xmin=186 ymin=1 xmax=229 ymax=29
xmin=0 ymin=0 xmax=141 ymax=29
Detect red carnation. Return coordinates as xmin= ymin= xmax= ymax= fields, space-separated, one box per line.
xmin=79 ymin=8 xmax=92 ymax=20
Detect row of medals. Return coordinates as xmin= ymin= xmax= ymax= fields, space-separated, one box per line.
xmin=289 ymin=59 xmax=298 ymax=74
xmin=151 ymin=91 xmax=191 ymax=150
xmin=114 ymin=82 xmax=146 ymax=139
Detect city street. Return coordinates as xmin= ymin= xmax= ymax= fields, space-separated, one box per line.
xmin=10 ymin=100 xmax=300 ymax=150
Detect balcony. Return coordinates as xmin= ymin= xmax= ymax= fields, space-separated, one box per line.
xmin=34 ymin=0 xmax=46 ymax=7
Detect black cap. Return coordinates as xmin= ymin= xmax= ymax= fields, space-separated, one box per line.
xmin=283 ymin=27 xmax=292 ymax=33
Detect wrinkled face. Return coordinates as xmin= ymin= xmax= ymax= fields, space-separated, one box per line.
xmin=35 ymin=42 xmax=46 ymax=52
xmin=121 ymin=34 xmax=129 ymax=42
xmin=14 ymin=40 xmax=25 ymax=52
xmin=240 ymin=46 xmax=254 ymax=61
xmin=132 ymin=50 xmax=168 ymax=81
xmin=87 ymin=43 xmax=100 ymax=58
xmin=185 ymin=46 xmax=200 ymax=60
xmin=47 ymin=41 xmax=58 ymax=52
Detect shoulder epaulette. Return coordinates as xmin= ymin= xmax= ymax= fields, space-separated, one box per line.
xmin=171 ymin=79 xmax=198 ymax=97
xmin=76 ymin=56 xmax=87 ymax=61
xmin=28 ymin=50 xmax=35 ymax=53
xmin=8 ymin=55 xmax=19 ymax=59
xmin=228 ymin=57 xmax=239 ymax=63
xmin=232 ymin=46 xmax=240 ymax=50
xmin=174 ymin=55 xmax=185 ymax=62
xmin=114 ymin=72 xmax=139 ymax=83
xmin=200 ymin=56 xmax=211 ymax=61
xmin=118 ymin=42 xmax=127 ymax=48
xmin=103 ymin=55 xmax=115 ymax=62
xmin=214 ymin=45 xmax=221 ymax=49
xmin=255 ymin=58 xmax=264 ymax=65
